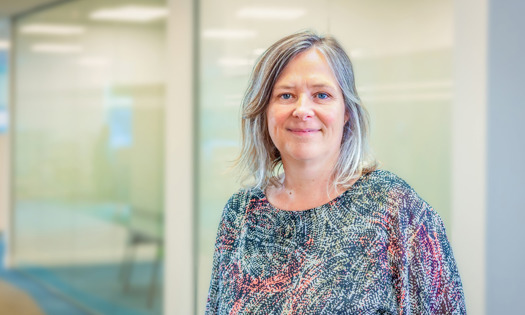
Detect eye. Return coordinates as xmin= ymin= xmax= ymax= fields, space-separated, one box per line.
xmin=315 ymin=92 xmax=330 ymax=100
xmin=280 ymin=93 xmax=292 ymax=100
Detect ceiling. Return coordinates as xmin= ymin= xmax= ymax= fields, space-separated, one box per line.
xmin=0 ymin=0 xmax=60 ymax=19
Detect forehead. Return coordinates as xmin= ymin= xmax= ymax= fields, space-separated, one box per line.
xmin=274 ymin=48 xmax=339 ymax=86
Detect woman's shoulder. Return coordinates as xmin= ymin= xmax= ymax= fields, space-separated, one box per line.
xmin=358 ymin=169 xmax=416 ymax=197
xmin=222 ymin=187 xmax=264 ymax=215
xmin=356 ymin=169 xmax=433 ymax=220
xmin=226 ymin=186 xmax=264 ymax=204
xmin=363 ymin=169 xmax=445 ymax=232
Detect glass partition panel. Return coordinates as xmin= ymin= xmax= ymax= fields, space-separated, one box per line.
xmin=330 ymin=0 xmax=454 ymax=227
xmin=197 ymin=0 xmax=453 ymax=312
xmin=13 ymin=1 xmax=166 ymax=314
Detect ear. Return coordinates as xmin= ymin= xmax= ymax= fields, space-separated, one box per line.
xmin=344 ymin=110 xmax=350 ymax=124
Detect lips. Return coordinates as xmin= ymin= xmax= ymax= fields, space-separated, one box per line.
xmin=287 ymin=128 xmax=321 ymax=135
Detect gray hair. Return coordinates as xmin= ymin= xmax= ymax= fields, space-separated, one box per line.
xmin=236 ymin=30 xmax=376 ymax=189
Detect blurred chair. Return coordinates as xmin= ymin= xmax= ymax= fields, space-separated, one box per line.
xmin=119 ymin=207 xmax=163 ymax=308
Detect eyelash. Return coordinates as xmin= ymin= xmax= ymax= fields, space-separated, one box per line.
xmin=278 ymin=92 xmax=331 ymax=100
xmin=316 ymin=92 xmax=329 ymax=100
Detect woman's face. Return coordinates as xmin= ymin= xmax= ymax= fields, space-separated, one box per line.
xmin=266 ymin=48 xmax=348 ymax=167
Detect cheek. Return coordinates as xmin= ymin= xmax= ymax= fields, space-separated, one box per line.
xmin=322 ymin=110 xmax=346 ymax=138
xmin=323 ymin=114 xmax=338 ymax=125
xmin=320 ymin=111 xmax=341 ymax=128
xmin=266 ymin=110 xmax=279 ymax=142
xmin=266 ymin=110 xmax=275 ymax=130
xmin=266 ymin=107 xmax=285 ymax=130
xmin=330 ymin=104 xmax=347 ymax=132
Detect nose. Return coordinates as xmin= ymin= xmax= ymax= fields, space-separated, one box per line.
xmin=292 ymin=95 xmax=314 ymax=120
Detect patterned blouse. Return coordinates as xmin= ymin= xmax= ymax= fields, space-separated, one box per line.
xmin=206 ymin=170 xmax=466 ymax=314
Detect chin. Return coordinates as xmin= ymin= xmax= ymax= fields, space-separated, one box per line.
xmin=287 ymin=150 xmax=321 ymax=162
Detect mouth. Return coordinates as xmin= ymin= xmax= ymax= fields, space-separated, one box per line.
xmin=287 ymin=128 xmax=321 ymax=135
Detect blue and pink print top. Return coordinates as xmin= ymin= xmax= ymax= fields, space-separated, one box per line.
xmin=206 ymin=170 xmax=466 ymax=314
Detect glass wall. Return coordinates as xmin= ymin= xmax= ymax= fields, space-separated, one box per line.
xmin=12 ymin=1 xmax=166 ymax=314
xmin=331 ymin=0 xmax=453 ymax=224
xmin=196 ymin=0 xmax=453 ymax=312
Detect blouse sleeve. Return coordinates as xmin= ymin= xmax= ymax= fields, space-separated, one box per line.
xmin=394 ymin=187 xmax=466 ymax=314
xmin=205 ymin=189 xmax=249 ymax=314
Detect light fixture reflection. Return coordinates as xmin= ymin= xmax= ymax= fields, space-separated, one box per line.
xmin=252 ymin=48 xmax=265 ymax=56
xmin=203 ymin=29 xmax=257 ymax=39
xmin=237 ymin=7 xmax=306 ymax=20
xmin=358 ymin=80 xmax=453 ymax=102
xmin=0 ymin=40 xmax=9 ymax=50
xmin=349 ymin=49 xmax=364 ymax=59
xmin=90 ymin=6 xmax=168 ymax=22
xmin=77 ymin=57 xmax=111 ymax=66
xmin=218 ymin=58 xmax=255 ymax=67
xmin=0 ymin=108 xmax=8 ymax=133
xmin=21 ymin=24 xmax=85 ymax=35
xmin=32 ymin=44 xmax=83 ymax=54
xmin=358 ymin=80 xmax=453 ymax=92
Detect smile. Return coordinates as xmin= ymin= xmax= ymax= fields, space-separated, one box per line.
xmin=287 ymin=128 xmax=320 ymax=135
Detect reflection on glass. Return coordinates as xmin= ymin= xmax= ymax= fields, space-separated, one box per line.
xmin=13 ymin=0 xmax=166 ymax=314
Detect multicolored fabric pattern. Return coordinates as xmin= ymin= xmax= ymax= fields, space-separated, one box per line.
xmin=206 ymin=170 xmax=466 ymax=314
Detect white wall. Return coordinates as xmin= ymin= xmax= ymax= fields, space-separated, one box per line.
xmin=452 ymin=1 xmax=525 ymax=314
xmin=452 ymin=0 xmax=487 ymax=314
xmin=164 ymin=0 xmax=195 ymax=314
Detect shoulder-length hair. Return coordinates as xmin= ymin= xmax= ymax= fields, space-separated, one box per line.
xmin=236 ymin=30 xmax=376 ymax=190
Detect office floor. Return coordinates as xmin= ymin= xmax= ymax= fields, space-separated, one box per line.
xmin=21 ymin=262 xmax=163 ymax=315
xmin=4 ymin=200 xmax=164 ymax=315
xmin=0 ymin=279 xmax=45 ymax=315
xmin=0 ymin=235 xmax=89 ymax=315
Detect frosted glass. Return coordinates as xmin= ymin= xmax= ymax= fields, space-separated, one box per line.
xmin=13 ymin=0 xmax=167 ymax=314
xmin=196 ymin=0 xmax=453 ymax=313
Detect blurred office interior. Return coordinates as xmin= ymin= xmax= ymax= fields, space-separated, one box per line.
xmin=0 ymin=0 xmax=523 ymax=314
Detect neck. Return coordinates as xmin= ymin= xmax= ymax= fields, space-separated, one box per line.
xmin=280 ymin=160 xmax=336 ymax=196
xmin=266 ymin=157 xmax=345 ymax=211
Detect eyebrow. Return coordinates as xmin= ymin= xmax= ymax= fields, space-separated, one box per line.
xmin=309 ymin=83 xmax=336 ymax=90
xmin=273 ymin=84 xmax=295 ymax=90
xmin=273 ymin=82 xmax=337 ymax=90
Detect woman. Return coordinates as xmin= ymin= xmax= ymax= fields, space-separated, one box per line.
xmin=206 ymin=31 xmax=465 ymax=314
